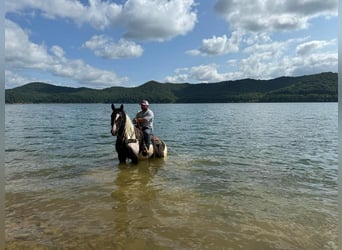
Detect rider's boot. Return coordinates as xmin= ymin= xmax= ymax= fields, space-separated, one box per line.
xmin=142 ymin=144 xmax=148 ymax=156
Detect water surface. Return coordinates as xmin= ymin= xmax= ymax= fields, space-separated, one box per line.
xmin=5 ymin=103 xmax=338 ymax=249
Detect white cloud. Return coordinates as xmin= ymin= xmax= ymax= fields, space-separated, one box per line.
xmin=5 ymin=0 xmax=337 ymax=87
xmin=165 ymin=73 xmax=189 ymax=83
xmin=50 ymin=45 xmax=65 ymax=59
xmin=166 ymin=37 xmax=337 ymax=83
xmin=214 ymin=0 xmax=338 ymax=32
xmin=165 ymin=64 xmax=230 ymax=83
xmin=118 ymin=0 xmax=197 ymax=41
xmin=5 ymin=0 xmax=120 ymax=29
xmin=5 ymin=19 xmax=127 ymax=89
xmin=243 ymin=33 xmax=272 ymax=45
xmin=296 ymin=39 xmax=336 ymax=55
xmin=5 ymin=20 xmax=53 ymax=69
xmin=243 ymin=39 xmax=294 ymax=57
xmin=5 ymin=70 xmax=36 ymax=89
xmin=83 ymin=35 xmax=143 ymax=59
xmin=285 ymin=52 xmax=338 ymax=76
xmin=187 ymin=31 xmax=242 ymax=56
xmin=6 ymin=0 xmax=197 ymax=41
xmin=284 ymin=0 xmax=337 ymax=16
xmin=234 ymin=37 xmax=337 ymax=79
xmin=189 ymin=64 xmax=228 ymax=82
xmin=236 ymin=38 xmax=337 ymax=79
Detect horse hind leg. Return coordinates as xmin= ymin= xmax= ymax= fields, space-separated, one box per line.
xmin=131 ymin=155 xmax=138 ymax=164
xmin=162 ymin=144 xmax=168 ymax=157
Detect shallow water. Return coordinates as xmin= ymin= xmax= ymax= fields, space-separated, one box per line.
xmin=5 ymin=103 xmax=338 ymax=249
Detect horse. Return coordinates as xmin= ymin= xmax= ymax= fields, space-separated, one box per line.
xmin=110 ymin=104 xmax=167 ymax=164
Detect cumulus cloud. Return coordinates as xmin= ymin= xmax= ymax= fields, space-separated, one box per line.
xmin=296 ymin=39 xmax=336 ymax=55
xmin=5 ymin=70 xmax=37 ymax=89
xmin=5 ymin=20 xmax=53 ymax=68
xmin=118 ymin=0 xmax=197 ymax=41
xmin=5 ymin=0 xmax=121 ymax=29
xmin=284 ymin=0 xmax=337 ymax=15
xmin=234 ymin=38 xmax=337 ymax=79
xmin=5 ymin=19 xmax=127 ymax=89
xmin=187 ymin=31 xmax=242 ymax=56
xmin=5 ymin=0 xmax=337 ymax=86
xmin=188 ymin=64 xmax=229 ymax=82
xmin=166 ymin=37 xmax=337 ymax=83
xmin=165 ymin=64 xmax=230 ymax=83
xmin=6 ymin=0 xmax=197 ymax=41
xmin=242 ymin=38 xmax=300 ymax=57
xmin=84 ymin=35 xmax=143 ymax=59
xmin=289 ymin=53 xmax=338 ymax=76
xmin=214 ymin=0 xmax=337 ymax=32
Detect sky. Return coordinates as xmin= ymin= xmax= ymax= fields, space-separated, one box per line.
xmin=4 ymin=0 xmax=338 ymax=89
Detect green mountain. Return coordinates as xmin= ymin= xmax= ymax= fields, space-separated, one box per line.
xmin=5 ymin=72 xmax=337 ymax=103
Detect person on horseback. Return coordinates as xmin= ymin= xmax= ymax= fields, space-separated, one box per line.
xmin=133 ymin=100 xmax=154 ymax=155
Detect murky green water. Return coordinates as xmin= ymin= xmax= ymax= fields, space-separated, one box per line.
xmin=5 ymin=103 xmax=338 ymax=249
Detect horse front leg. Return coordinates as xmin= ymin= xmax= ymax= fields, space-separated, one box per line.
xmin=126 ymin=142 xmax=139 ymax=164
xmin=118 ymin=153 xmax=126 ymax=164
xmin=116 ymin=142 xmax=126 ymax=164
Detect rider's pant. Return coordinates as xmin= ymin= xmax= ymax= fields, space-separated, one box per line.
xmin=142 ymin=128 xmax=152 ymax=148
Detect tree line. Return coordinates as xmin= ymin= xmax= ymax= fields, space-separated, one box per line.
xmin=5 ymin=72 xmax=337 ymax=103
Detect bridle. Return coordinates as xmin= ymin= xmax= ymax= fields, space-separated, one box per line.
xmin=111 ymin=110 xmax=138 ymax=144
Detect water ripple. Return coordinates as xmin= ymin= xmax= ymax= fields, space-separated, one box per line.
xmin=5 ymin=103 xmax=337 ymax=249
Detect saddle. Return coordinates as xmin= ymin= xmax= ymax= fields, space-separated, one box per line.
xmin=135 ymin=126 xmax=166 ymax=157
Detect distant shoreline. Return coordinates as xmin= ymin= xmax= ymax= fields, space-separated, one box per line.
xmin=4 ymin=101 xmax=338 ymax=105
xmin=5 ymin=72 xmax=337 ymax=104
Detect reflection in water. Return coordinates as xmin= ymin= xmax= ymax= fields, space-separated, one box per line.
xmin=111 ymin=160 xmax=163 ymax=249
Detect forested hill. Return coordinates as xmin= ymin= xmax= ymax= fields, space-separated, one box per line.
xmin=5 ymin=72 xmax=337 ymax=103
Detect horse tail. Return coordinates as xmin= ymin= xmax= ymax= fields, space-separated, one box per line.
xmin=152 ymin=136 xmax=167 ymax=158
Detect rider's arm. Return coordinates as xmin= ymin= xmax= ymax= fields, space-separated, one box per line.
xmin=133 ymin=117 xmax=146 ymax=124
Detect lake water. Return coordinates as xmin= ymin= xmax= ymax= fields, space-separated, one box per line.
xmin=5 ymin=103 xmax=338 ymax=249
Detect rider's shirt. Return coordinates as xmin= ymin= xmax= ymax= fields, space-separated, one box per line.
xmin=135 ymin=109 xmax=154 ymax=130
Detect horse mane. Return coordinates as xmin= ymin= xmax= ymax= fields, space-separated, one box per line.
xmin=123 ymin=113 xmax=136 ymax=140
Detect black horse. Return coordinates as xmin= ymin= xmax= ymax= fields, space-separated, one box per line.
xmin=111 ymin=104 xmax=168 ymax=164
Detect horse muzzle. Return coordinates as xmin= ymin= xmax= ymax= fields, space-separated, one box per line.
xmin=111 ymin=129 xmax=117 ymax=136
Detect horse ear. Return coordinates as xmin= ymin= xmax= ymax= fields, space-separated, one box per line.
xmin=111 ymin=104 xmax=115 ymax=110
xmin=120 ymin=104 xmax=124 ymax=110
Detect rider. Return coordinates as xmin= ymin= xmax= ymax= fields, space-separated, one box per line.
xmin=133 ymin=100 xmax=154 ymax=154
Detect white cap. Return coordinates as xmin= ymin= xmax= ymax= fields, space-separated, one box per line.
xmin=141 ymin=100 xmax=149 ymax=106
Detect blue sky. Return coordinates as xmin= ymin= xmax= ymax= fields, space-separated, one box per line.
xmin=5 ymin=0 xmax=338 ymax=89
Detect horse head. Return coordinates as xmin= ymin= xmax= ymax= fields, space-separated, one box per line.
xmin=111 ymin=104 xmax=126 ymax=136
